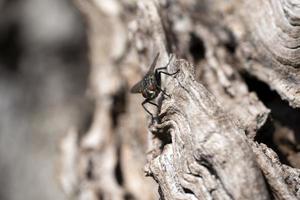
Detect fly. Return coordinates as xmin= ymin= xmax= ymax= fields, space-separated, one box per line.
xmin=130 ymin=53 xmax=179 ymax=119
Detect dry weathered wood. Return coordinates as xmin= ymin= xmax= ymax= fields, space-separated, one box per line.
xmin=59 ymin=0 xmax=300 ymax=199
xmin=137 ymin=0 xmax=270 ymax=138
xmin=145 ymin=58 xmax=270 ymax=199
xmin=132 ymin=1 xmax=269 ymax=199
xmin=177 ymin=0 xmax=300 ymax=108
xmin=250 ymin=141 xmax=300 ymax=199
xmin=131 ymin=1 xmax=300 ymax=199
xmin=236 ymin=0 xmax=300 ymax=108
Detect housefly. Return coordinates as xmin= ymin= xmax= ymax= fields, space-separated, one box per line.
xmin=130 ymin=53 xmax=178 ymax=119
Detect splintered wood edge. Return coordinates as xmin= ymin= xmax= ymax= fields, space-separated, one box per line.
xmin=250 ymin=141 xmax=300 ymax=199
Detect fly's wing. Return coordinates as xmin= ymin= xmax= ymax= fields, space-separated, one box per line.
xmin=146 ymin=52 xmax=160 ymax=75
xmin=131 ymin=53 xmax=159 ymax=93
xmin=130 ymin=80 xmax=143 ymax=93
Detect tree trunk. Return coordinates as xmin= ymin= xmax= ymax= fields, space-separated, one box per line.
xmin=59 ymin=0 xmax=300 ymax=199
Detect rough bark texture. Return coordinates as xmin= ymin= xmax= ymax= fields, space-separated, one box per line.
xmin=59 ymin=0 xmax=300 ymax=200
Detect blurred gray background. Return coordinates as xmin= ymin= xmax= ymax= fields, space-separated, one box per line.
xmin=0 ymin=0 xmax=89 ymax=199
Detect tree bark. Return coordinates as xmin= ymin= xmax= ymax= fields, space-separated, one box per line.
xmin=59 ymin=0 xmax=300 ymax=199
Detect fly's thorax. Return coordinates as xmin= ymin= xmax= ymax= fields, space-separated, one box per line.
xmin=141 ymin=74 xmax=160 ymax=99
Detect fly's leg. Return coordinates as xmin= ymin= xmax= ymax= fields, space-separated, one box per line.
xmin=155 ymin=54 xmax=174 ymax=72
xmin=158 ymin=69 xmax=179 ymax=77
xmin=155 ymin=69 xmax=179 ymax=98
xmin=157 ymin=85 xmax=171 ymax=98
xmin=142 ymin=99 xmax=153 ymax=118
xmin=155 ymin=53 xmax=179 ymax=78
xmin=142 ymin=99 xmax=158 ymax=120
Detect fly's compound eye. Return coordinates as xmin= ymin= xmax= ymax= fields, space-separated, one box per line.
xmin=142 ymin=90 xmax=148 ymax=98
